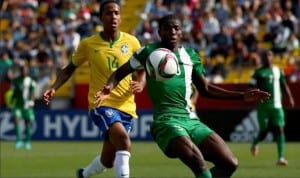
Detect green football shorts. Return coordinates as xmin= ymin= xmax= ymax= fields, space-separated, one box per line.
xmin=150 ymin=115 xmax=213 ymax=155
xmin=257 ymin=107 xmax=285 ymax=130
xmin=13 ymin=108 xmax=35 ymax=121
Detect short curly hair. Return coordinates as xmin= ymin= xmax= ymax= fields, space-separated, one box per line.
xmin=99 ymin=0 xmax=120 ymax=16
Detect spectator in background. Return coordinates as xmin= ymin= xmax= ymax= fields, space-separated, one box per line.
xmin=231 ymin=33 xmax=249 ymax=67
xmin=12 ymin=40 xmax=32 ymax=64
xmin=34 ymin=43 xmax=54 ymax=98
xmin=225 ymin=6 xmax=244 ymax=35
xmin=202 ymin=8 xmax=220 ymax=42
xmin=148 ymin=0 xmax=169 ymax=24
xmin=48 ymin=16 xmax=66 ymax=44
xmin=283 ymin=10 xmax=298 ymax=34
xmin=214 ymin=0 xmax=230 ymax=23
xmin=241 ymin=24 xmax=260 ymax=65
xmin=190 ymin=31 xmax=207 ymax=52
xmin=0 ymin=39 xmax=14 ymax=60
xmin=180 ymin=13 xmax=193 ymax=34
xmin=244 ymin=11 xmax=259 ymax=34
xmin=61 ymin=0 xmax=77 ymax=22
xmin=63 ymin=24 xmax=81 ymax=57
xmin=209 ymin=25 xmax=232 ymax=58
xmin=286 ymin=32 xmax=300 ymax=53
xmin=284 ymin=55 xmax=298 ymax=82
xmin=190 ymin=0 xmax=203 ymax=24
xmin=201 ymin=0 xmax=216 ymax=10
xmin=0 ymin=51 xmax=13 ymax=82
xmin=292 ymin=0 xmax=300 ymax=19
xmin=76 ymin=12 xmax=94 ymax=39
xmin=267 ymin=0 xmax=283 ymax=17
xmin=271 ymin=23 xmax=290 ymax=56
xmin=191 ymin=15 xmax=204 ymax=39
xmin=209 ymin=55 xmax=226 ymax=83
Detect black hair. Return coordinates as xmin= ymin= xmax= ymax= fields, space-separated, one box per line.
xmin=99 ymin=0 xmax=120 ymax=16
xmin=158 ymin=14 xmax=178 ymax=29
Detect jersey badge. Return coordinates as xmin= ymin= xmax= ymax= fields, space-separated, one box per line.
xmin=105 ymin=109 xmax=114 ymax=118
xmin=120 ymin=44 xmax=128 ymax=54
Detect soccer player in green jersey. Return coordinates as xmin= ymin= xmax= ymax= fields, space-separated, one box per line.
xmin=94 ymin=14 xmax=270 ymax=178
xmin=11 ymin=65 xmax=36 ymax=150
xmin=43 ymin=1 xmax=145 ymax=178
xmin=249 ymin=50 xmax=295 ymax=166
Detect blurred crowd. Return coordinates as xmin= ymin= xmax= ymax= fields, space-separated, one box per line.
xmin=134 ymin=0 xmax=300 ymax=83
xmin=1 ymin=0 xmax=300 ymax=100
xmin=0 ymin=0 xmax=107 ymax=98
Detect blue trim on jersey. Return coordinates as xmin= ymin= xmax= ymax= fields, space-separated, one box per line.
xmin=89 ymin=106 xmax=133 ymax=139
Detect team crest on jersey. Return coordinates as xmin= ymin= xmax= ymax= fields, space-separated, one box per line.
xmin=105 ymin=109 xmax=114 ymax=118
xmin=120 ymin=44 xmax=129 ymax=54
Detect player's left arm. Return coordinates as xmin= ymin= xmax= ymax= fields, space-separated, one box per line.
xmin=280 ymin=69 xmax=295 ymax=107
xmin=130 ymin=36 xmax=146 ymax=93
xmin=282 ymin=82 xmax=295 ymax=107
xmin=94 ymin=62 xmax=135 ymax=106
xmin=131 ymin=69 xmax=146 ymax=94
xmin=193 ymin=72 xmax=270 ymax=103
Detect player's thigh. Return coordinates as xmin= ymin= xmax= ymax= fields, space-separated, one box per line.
xmin=13 ymin=108 xmax=22 ymax=120
xmin=90 ymin=106 xmax=133 ymax=139
xmin=270 ymin=108 xmax=285 ymax=127
xmin=23 ymin=109 xmax=35 ymax=122
xmin=188 ymin=119 xmax=214 ymax=146
xmin=257 ymin=108 xmax=270 ymax=131
xmin=199 ymin=133 xmax=238 ymax=167
xmin=150 ymin=117 xmax=191 ymax=157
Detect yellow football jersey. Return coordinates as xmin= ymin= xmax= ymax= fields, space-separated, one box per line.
xmin=71 ymin=32 xmax=141 ymax=118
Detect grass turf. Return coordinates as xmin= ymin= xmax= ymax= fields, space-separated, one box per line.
xmin=1 ymin=141 xmax=299 ymax=178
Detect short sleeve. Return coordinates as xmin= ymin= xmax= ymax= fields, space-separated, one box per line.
xmin=71 ymin=39 xmax=88 ymax=67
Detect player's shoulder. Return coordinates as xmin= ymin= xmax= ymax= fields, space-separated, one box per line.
xmin=77 ymin=34 xmax=98 ymax=46
xmin=136 ymin=42 xmax=161 ymax=55
xmin=120 ymin=32 xmax=139 ymax=41
xmin=181 ymin=46 xmax=197 ymax=53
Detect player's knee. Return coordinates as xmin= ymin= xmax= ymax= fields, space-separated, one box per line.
xmin=109 ymin=133 xmax=131 ymax=150
xmin=117 ymin=137 xmax=131 ymax=151
xmin=227 ymin=156 xmax=239 ymax=173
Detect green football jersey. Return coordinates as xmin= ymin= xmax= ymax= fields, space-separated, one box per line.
xmin=129 ymin=43 xmax=205 ymax=119
xmin=11 ymin=76 xmax=36 ymax=109
xmin=250 ymin=66 xmax=286 ymax=109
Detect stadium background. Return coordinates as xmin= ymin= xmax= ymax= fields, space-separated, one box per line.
xmin=0 ymin=0 xmax=300 ymax=142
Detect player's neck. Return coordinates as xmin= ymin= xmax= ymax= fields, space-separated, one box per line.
xmin=100 ymin=31 xmax=120 ymax=42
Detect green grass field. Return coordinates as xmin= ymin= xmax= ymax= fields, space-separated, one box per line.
xmin=1 ymin=141 xmax=299 ymax=178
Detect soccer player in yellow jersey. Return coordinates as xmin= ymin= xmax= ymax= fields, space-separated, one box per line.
xmin=43 ymin=1 xmax=145 ymax=178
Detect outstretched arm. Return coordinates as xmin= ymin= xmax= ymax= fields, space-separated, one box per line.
xmin=94 ymin=62 xmax=135 ymax=107
xmin=193 ymin=73 xmax=270 ymax=102
xmin=43 ymin=63 xmax=77 ymax=105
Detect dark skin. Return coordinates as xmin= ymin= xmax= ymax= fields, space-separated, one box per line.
xmin=43 ymin=2 xmax=145 ymax=168
xmin=95 ymin=16 xmax=270 ymax=177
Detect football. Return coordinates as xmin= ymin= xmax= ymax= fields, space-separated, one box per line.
xmin=145 ymin=48 xmax=179 ymax=81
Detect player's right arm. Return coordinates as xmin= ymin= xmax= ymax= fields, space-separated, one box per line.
xmin=43 ymin=62 xmax=77 ymax=105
